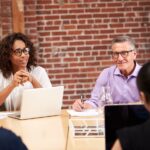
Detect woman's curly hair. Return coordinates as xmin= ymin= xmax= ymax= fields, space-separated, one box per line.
xmin=0 ymin=32 xmax=37 ymax=78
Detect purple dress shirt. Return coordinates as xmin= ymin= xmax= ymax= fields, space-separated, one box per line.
xmin=85 ymin=63 xmax=141 ymax=108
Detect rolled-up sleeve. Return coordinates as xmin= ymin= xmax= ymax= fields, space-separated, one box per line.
xmin=85 ymin=69 xmax=109 ymax=108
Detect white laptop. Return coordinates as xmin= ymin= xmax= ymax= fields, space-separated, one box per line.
xmin=8 ymin=86 xmax=64 ymax=120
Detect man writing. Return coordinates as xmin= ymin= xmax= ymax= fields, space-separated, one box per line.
xmin=73 ymin=36 xmax=141 ymax=111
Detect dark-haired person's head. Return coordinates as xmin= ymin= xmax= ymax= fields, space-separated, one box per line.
xmin=137 ymin=61 xmax=150 ymax=111
xmin=0 ymin=127 xmax=27 ymax=150
xmin=0 ymin=32 xmax=37 ymax=78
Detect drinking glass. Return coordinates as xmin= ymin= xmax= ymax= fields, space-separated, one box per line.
xmin=97 ymin=86 xmax=113 ymax=135
xmin=98 ymin=86 xmax=113 ymax=113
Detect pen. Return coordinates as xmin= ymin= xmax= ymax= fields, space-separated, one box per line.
xmin=80 ymin=95 xmax=85 ymax=110
xmin=80 ymin=95 xmax=84 ymax=104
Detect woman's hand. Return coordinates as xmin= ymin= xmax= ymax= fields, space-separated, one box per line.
xmin=12 ymin=69 xmax=42 ymax=88
xmin=12 ymin=70 xmax=32 ymax=86
xmin=20 ymin=70 xmax=33 ymax=83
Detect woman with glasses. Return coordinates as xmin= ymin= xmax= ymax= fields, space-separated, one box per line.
xmin=73 ymin=35 xmax=141 ymax=111
xmin=0 ymin=32 xmax=51 ymax=111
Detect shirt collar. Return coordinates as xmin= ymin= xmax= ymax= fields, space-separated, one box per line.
xmin=114 ymin=62 xmax=141 ymax=77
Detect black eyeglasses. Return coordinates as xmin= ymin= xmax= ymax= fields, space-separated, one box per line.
xmin=112 ymin=50 xmax=133 ymax=59
xmin=12 ymin=47 xmax=30 ymax=57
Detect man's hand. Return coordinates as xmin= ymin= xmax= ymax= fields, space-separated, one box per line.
xmin=72 ymin=99 xmax=93 ymax=112
xmin=83 ymin=103 xmax=93 ymax=109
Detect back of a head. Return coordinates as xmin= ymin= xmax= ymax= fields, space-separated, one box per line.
xmin=137 ymin=61 xmax=150 ymax=103
xmin=0 ymin=127 xmax=27 ymax=150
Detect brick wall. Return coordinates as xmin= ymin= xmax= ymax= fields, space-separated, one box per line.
xmin=0 ymin=0 xmax=13 ymax=37
xmin=1 ymin=0 xmax=150 ymax=108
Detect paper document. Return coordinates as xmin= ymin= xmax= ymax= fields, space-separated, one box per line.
xmin=0 ymin=112 xmax=17 ymax=119
xmin=67 ymin=109 xmax=99 ymax=117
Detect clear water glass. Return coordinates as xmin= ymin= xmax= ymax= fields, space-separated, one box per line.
xmin=98 ymin=86 xmax=113 ymax=113
xmin=97 ymin=86 xmax=113 ymax=134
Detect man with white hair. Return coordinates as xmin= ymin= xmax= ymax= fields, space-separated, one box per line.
xmin=73 ymin=35 xmax=141 ymax=111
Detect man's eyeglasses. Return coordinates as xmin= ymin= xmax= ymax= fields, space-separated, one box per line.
xmin=12 ymin=47 xmax=30 ymax=57
xmin=112 ymin=50 xmax=133 ymax=59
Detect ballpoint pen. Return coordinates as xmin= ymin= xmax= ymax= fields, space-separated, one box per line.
xmin=81 ymin=95 xmax=86 ymax=104
xmin=80 ymin=95 xmax=85 ymax=109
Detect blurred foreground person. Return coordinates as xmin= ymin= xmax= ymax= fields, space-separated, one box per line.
xmin=112 ymin=61 xmax=150 ymax=150
xmin=0 ymin=127 xmax=27 ymax=150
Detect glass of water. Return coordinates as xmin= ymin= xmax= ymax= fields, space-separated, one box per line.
xmin=98 ymin=86 xmax=113 ymax=113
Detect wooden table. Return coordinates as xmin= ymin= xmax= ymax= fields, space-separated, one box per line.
xmin=67 ymin=132 xmax=105 ymax=150
xmin=0 ymin=110 xmax=105 ymax=150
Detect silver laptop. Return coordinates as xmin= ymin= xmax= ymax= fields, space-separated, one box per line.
xmin=9 ymin=86 xmax=64 ymax=120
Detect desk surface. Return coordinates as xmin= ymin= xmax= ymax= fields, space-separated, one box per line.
xmin=0 ymin=110 xmax=105 ymax=150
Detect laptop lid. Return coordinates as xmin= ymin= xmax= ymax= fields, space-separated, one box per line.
xmin=9 ymin=86 xmax=64 ymax=119
xmin=104 ymin=104 xmax=150 ymax=150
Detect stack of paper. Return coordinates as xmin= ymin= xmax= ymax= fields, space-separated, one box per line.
xmin=67 ymin=109 xmax=99 ymax=117
xmin=0 ymin=112 xmax=15 ymax=119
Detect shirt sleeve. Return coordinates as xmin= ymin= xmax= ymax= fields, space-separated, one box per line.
xmin=32 ymin=66 xmax=52 ymax=88
xmin=117 ymin=121 xmax=150 ymax=150
xmin=85 ymin=68 xmax=110 ymax=108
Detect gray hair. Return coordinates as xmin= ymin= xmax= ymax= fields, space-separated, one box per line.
xmin=111 ymin=35 xmax=136 ymax=50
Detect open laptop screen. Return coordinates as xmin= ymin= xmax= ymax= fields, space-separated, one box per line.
xmin=8 ymin=86 xmax=64 ymax=120
xmin=104 ymin=104 xmax=150 ymax=150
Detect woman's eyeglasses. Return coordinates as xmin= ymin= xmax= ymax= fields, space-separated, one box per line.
xmin=12 ymin=47 xmax=30 ymax=57
xmin=112 ymin=50 xmax=133 ymax=59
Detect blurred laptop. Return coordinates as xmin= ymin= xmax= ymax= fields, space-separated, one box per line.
xmin=104 ymin=104 xmax=150 ymax=150
xmin=9 ymin=86 xmax=64 ymax=120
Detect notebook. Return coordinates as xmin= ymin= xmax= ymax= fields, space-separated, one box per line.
xmin=8 ymin=86 xmax=64 ymax=120
xmin=104 ymin=104 xmax=150 ymax=150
